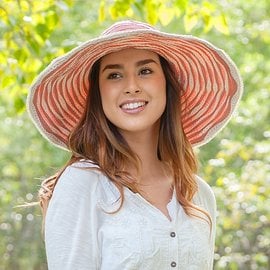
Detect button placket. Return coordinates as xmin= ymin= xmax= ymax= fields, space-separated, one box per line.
xmin=168 ymin=226 xmax=178 ymax=268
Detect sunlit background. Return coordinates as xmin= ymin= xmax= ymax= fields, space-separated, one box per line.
xmin=0 ymin=0 xmax=269 ymax=269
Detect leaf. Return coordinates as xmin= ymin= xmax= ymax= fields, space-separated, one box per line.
xmin=146 ymin=0 xmax=159 ymax=25
xmin=45 ymin=10 xmax=59 ymax=31
xmin=13 ymin=48 xmax=29 ymax=64
xmin=14 ymin=96 xmax=25 ymax=113
xmin=35 ymin=23 xmax=50 ymax=40
xmin=184 ymin=13 xmax=198 ymax=32
xmin=109 ymin=0 xmax=134 ymax=19
xmin=158 ymin=5 xmax=175 ymax=26
xmin=214 ymin=14 xmax=230 ymax=35
xmin=201 ymin=1 xmax=215 ymax=33
xmin=1 ymin=76 xmax=14 ymax=89
xmin=202 ymin=13 xmax=213 ymax=33
xmin=22 ymin=58 xmax=42 ymax=72
xmin=26 ymin=35 xmax=40 ymax=55
xmin=174 ymin=0 xmax=188 ymax=11
xmin=99 ymin=0 xmax=106 ymax=22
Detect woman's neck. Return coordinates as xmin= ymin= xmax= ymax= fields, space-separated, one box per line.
xmin=120 ymin=126 xmax=171 ymax=185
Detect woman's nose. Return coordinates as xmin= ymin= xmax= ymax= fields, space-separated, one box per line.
xmin=124 ymin=88 xmax=141 ymax=94
xmin=124 ymin=76 xmax=141 ymax=94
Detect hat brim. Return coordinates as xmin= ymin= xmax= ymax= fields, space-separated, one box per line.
xmin=27 ymin=29 xmax=243 ymax=150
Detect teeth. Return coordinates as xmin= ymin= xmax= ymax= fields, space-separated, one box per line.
xmin=122 ymin=102 xmax=146 ymax=110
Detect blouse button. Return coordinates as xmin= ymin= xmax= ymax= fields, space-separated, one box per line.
xmin=171 ymin=261 xmax=177 ymax=267
xmin=170 ymin=232 xmax=176 ymax=237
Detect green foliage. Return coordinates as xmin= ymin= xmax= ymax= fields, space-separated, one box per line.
xmin=0 ymin=110 xmax=69 ymax=269
xmin=99 ymin=0 xmax=229 ymax=33
xmin=0 ymin=0 xmax=269 ymax=269
xmin=196 ymin=1 xmax=270 ymax=268
xmin=0 ymin=0 xmax=73 ymax=115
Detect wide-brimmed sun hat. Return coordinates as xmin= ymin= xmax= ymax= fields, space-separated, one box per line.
xmin=27 ymin=20 xmax=243 ymax=150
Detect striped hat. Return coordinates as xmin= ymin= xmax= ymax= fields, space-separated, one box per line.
xmin=27 ymin=20 xmax=243 ymax=150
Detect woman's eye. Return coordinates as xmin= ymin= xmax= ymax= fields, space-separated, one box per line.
xmin=107 ymin=73 xmax=121 ymax=80
xmin=140 ymin=68 xmax=152 ymax=75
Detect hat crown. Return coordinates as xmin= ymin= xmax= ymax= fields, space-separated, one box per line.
xmin=101 ymin=20 xmax=155 ymax=36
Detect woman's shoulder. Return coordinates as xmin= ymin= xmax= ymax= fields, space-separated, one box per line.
xmin=51 ymin=160 xmax=104 ymax=199
xmin=193 ymin=175 xmax=216 ymax=217
xmin=195 ymin=175 xmax=215 ymax=199
xmin=53 ymin=160 xmax=119 ymax=204
xmin=59 ymin=160 xmax=101 ymax=185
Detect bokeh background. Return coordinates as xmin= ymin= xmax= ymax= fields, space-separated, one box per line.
xmin=0 ymin=0 xmax=269 ymax=269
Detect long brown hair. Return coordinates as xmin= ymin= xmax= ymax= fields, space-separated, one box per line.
xmin=39 ymin=54 xmax=211 ymax=227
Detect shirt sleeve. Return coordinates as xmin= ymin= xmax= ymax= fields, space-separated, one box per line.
xmin=193 ymin=176 xmax=217 ymax=270
xmin=45 ymin=164 xmax=101 ymax=270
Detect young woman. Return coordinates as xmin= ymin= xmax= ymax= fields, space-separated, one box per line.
xmin=27 ymin=20 xmax=243 ymax=269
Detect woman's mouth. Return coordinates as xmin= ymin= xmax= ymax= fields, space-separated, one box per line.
xmin=120 ymin=101 xmax=148 ymax=113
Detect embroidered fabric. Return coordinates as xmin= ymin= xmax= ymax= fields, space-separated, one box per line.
xmin=45 ymin=162 xmax=216 ymax=270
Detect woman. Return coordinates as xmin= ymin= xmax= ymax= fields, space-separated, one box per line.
xmin=27 ymin=20 xmax=243 ymax=269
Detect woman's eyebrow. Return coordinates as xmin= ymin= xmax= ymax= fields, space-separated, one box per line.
xmin=136 ymin=59 xmax=157 ymax=67
xmin=101 ymin=64 xmax=123 ymax=73
xmin=101 ymin=58 xmax=157 ymax=73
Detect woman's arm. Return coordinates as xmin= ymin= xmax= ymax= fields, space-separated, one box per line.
xmin=45 ymin=164 xmax=100 ymax=270
xmin=194 ymin=176 xmax=217 ymax=270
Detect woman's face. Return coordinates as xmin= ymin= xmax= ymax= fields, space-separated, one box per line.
xmin=99 ymin=48 xmax=166 ymax=137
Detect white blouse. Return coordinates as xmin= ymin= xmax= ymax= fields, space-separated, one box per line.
xmin=45 ymin=161 xmax=216 ymax=270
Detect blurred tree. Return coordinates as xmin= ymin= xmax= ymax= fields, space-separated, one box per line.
xmin=0 ymin=0 xmax=74 ymax=115
xmin=99 ymin=0 xmax=229 ymax=34
xmin=196 ymin=1 xmax=270 ymax=269
xmin=0 ymin=0 xmax=269 ymax=269
xmin=0 ymin=1 xmax=73 ymax=269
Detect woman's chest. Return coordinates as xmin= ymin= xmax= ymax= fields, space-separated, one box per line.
xmin=97 ymin=197 xmax=212 ymax=270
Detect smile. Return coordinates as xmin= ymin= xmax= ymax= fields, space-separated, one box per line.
xmin=120 ymin=101 xmax=148 ymax=110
